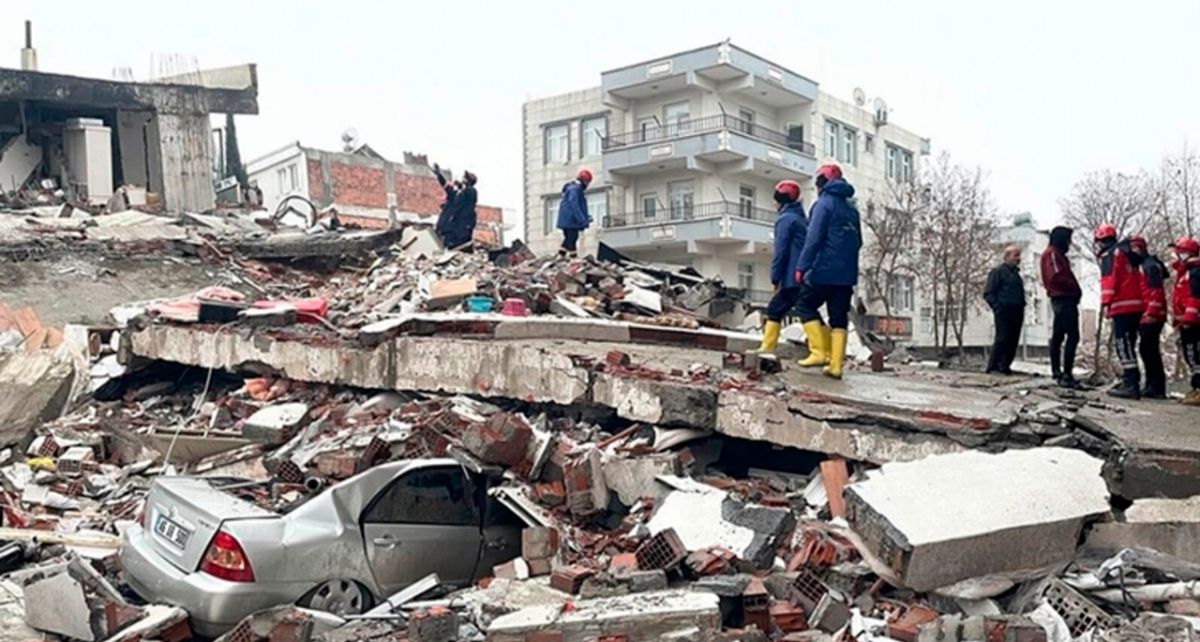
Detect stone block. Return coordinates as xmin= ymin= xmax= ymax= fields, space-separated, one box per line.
xmin=521 ymin=527 xmax=560 ymax=561
xmin=845 ymin=448 xmax=1109 ymax=592
xmin=485 ymin=590 xmax=720 ymax=642
xmin=564 ymin=447 xmax=607 ymax=517
xmin=1086 ymin=495 xmax=1200 ymax=563
xmin=242 ymin=402 xmax=309 ymax=446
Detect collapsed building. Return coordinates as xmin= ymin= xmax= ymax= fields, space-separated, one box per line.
xmin=0 ymin=197 xmax=1199 ymax=642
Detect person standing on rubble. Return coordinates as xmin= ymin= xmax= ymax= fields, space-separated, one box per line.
xmin=1130 ymin=235 xmax=1169 ymax=399
xmin=445 ymin=170 xmax=479 ymax=250
xmin=984 ymin=246 xmax=1026 ymax=375
xmin=432 ymin=163 xmax=458 ymax=245
xmin=1095 ymin=224 xmax=1147 ymax=399
xmin=795 ymin=164 xmax=861 ymax=380
xmin=556 ymin=169 xmax=593 ymax=258
xmin=1041 ymin=226 xmax=1082 ymax=387
xmin=753 ymin=179 xmax=808 ymax=355
xmin=1169 ymin=236 xmax=1200 ymax=406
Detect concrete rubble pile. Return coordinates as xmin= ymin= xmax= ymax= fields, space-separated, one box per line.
xmin=3 ymin=229 xmax=1200 ymax=641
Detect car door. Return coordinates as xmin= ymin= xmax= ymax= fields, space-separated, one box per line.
xmin=473 ymin=475 xmax=524 ymax=578
xmin=361 ymin=465 xmax=483 ymax=595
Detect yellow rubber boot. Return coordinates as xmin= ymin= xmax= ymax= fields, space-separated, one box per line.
xmin=823 ymin=329 xmax=848 ymax=380
xmin=1183 ymin=390 xmax=1200 ymax=407
xmin=754 ymin=321 xmax=781 ymax=353
xmin=797 ymin=321 xmax=831 ymax=368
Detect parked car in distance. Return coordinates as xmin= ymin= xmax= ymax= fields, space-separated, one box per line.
xmin=120 ymin=458 xmax=523 ymax=637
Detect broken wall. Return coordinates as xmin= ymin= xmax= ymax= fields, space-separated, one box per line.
xmin=116 ymin=111 xmax=154 ymax=190
xmin=157 ymin=113 xmax=214 ymax=212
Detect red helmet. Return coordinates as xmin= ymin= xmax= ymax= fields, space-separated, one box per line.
xmin=1129 ymin=234 xmax=1147 ymax=250
xmin=774 ymin=180 xmax=801 ymax=203
xmin=1172 ymin=236 xmax=1200 ymax=255
xmin=816 ymin=164 xmax=843 ymax=182
xmin=1093 ymin=223 xmax=1117 ymax=242
xmin=577 ymin=168 xmax=593 ymax=184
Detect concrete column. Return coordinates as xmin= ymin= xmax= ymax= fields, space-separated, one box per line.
xmin=156 ymin=113 xmax=216 ymax=212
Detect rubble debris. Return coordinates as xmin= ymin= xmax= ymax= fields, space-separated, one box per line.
xmin=485 ymin=589 xmax=722 ymax=642
xmin=845 ymin=448 xmax=1110 ymax=591
xmin=22 ymin=557 xmax=144 ymax=641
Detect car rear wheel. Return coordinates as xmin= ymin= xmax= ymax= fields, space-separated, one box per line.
xmin=300 ymin=579 xmax=372 ymax=616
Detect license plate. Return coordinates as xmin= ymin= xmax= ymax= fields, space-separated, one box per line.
xmin=154 ymin=515 xmax=191 ymax=550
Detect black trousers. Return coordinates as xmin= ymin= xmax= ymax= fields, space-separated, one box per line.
xmin=1049 ymin=298 xmax=1080 ymax=379
xmin=1182 ymin=325 xmax=1200 ymax=390
xmin=766 ymin=286 xmax=804 ymax=323
xmin=1112 ymin=312 xmax=1141 ymax=388
xmin=796 ymin=283 xmax=852 ymax=329
xmin=987 ymin=306 xmax=1024 ymax=373
xmin=561 ymin=228 xmax=580 ymax=252
xmin=1139 ymin=321 xmax=1166 ymax=394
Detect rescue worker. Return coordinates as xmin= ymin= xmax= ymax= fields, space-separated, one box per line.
xmin=984 ymin=246 xmax=1026 ymax=375
xmin=1170 ymin=236 xmax=1200 ymax=406
xmin=795 ymin=164 xmax=861 ymax=379
xmin=1130 ymin=235 xmax=1169 ymax=399
xmin=1096 ymin=224 xmax=1146 ymax=399
xmin=1040 ymin=226 xmax=1082 ymax=387
xmin=556 ymin=169 xmax=592 ymax=258
xmin=753 ymin=179 xmax=808 ymax=354
xmin=432 ymin=163 xmax=458 ymax=245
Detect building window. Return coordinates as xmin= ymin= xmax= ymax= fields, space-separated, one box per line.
xmin=668 ymin=180 xmax=694 ymax=220
xmin=737 ymin=262 xmax=755 ymax=291
xmin=887 ymin=274 xmax=915 ymax=312
xmin=287 ymin=164 xmax=298 ymax=191
xmin=864 ymin=133 xmax=875 ymax=154
xmin=919 ymin=307 xmax=932 ymax=334
xmin=825 ymin=119 xmax=857 ymax=165
xmin=664 ymin=102 xmax=690 ymax=137
xmin=585 ymin=191 xmax=607 ymax=226
xmin=581 ymin=116 xmax=606 ymax=158
xmin=544 ymin=124 xmax=569 ymax=164
xmin=276 ymin=168 xmax=287 ymax=194
xmin=640 ymin=193 xmax=658 ymax=220
xmin=543 ymin=198 xmax=556 ymax=236
xmin=738 ymin=185 xmax=755 ymax=218
xmin=886 ymin=144 xmax=914 ymax=182
xmin=638 ymin=117 xmax=656 ymax=143
xmin=737 ymin=108 xmax=755 ymax=135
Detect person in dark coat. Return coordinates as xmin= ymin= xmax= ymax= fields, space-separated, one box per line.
xmin=753 ymin=179 xmax=808 ymax=354
xmin=556 ymin=169 xmax=592 ymax=258
xmin=432 ymin=164 xmax=458 ymax=244
xmin=795 ymin=164 xmax=861 ymax=379
xmin=1130 ymin=235 xmax=1169 ymax=399
xmin=1039 ymin=226 xmax=1082 ymax=387
xmin=444 ymin=171 xmax=478 ymax=250
xmin=984 ymin=245 xmax=1026 ymax=375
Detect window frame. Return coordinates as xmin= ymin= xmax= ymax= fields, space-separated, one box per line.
xmin=543 ymin=198 xmax=556 ymax=236
xmin=584 ymin=190 xmax=608 ymax=224
xmin=361 ymin=465 xmax=480 ymax=527
xmin=737 ymin=262 xmax=756 ymax=291
xmin=640 ymin=193 xmax=658 ymax=220
xmin=667 ymin=179 xmax=695 ymax=220
xmin=543 ymin=123 xmax=570 ymax=165
xmin=580 ymin=115 xmax=607 ymax=159
xmin=738 ymin=185 xmax=756 ymax=218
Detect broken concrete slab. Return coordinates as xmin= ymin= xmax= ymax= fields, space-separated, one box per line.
xmin=234 ymin=229 xmax=402 ymax=259
xmin=242 ymin=402 xmax=309 ymax=445
xmin=0 ymin=349 xmax=76 ymax=446
xmin=594 ymin=372 xmax=717 ymax=427
xmin=845 ymin=448 xmax=1110 ymax=592
xmin=485 ymin=589 xmax=720 ymax=642
xmin=603 ymin=453 xmax=681 ymax=506
xmin=1087 ymin=496 xmax=1200 ymax=563
xmin=427 ymin=277 xmax=478 ymax=310
xmin=1075 ymin=403 xmax=1200 ymax=500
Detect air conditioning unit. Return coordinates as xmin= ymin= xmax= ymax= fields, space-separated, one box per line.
xmin=874 ymin=108 xmax=888 ymax=126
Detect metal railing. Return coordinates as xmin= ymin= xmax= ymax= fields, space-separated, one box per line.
xmin=602 ymin=114 xmax=816 ymax=156
xmin=602 ymin=200 xmax=778 ymax=229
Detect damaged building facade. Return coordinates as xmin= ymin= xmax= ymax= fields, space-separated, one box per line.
xmin=0 ymin=28 xmax=258 ymax=212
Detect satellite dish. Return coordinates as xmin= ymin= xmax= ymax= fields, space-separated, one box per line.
xmin=872 ymin=97 xmax=889 ymax=125
xmin=853 ymin=88 xmax=866 ymax=106
xmin=341 ymin=127 xmax=359 ymax=144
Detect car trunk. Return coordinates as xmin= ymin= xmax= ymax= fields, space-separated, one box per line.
xmin=143 ymin=477 xmax=276 ymax=573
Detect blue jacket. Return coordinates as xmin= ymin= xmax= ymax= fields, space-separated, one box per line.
xmin=556 ymin=180 xmax=590 ymax=231
xmin=770 ymin=201 xmax=808 ymax=289
xmin=798 ymin=178 xmax=862 ymax=286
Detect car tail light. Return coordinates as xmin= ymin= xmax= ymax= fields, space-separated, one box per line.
xmin=199 ymin=531 xmax=255 ymax=582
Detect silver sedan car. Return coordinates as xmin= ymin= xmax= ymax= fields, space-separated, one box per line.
xmin=120 ymin=459 xmax=523 ymax=637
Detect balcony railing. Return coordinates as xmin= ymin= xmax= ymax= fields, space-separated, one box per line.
xmin=602 ymin=114 xmax=816 ymax=156
xmin=602 ymin=200 xmax=778 ymax=229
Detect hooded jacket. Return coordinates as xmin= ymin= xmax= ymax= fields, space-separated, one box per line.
xmin=770 ymin=201 xmax=808 ymax=289
xmin=433 ymin=168 xmax=457 ymax=239
xmin=556 ymin=180 xmax=590 ymax=231
xmin=797 ymin=178 xmax=861 ymax=286
xmin=1171 ymin=256 xmax=1200 ymax=327
xmin=1098 ymin=238 xmax=1146 ymax=318
xmin=1140 ymin=254 xmax=1169 ymax=324
xmin=1039 ymin=226 xmax=1081 ymax=302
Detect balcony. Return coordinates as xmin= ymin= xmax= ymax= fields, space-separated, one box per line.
xmin=602 ymin=42 xmax=818 ymax=108
xmin=599 ymin=200 xmax=779 ymax=252
xmin=602 ymin=114 xmax=816 ymax=180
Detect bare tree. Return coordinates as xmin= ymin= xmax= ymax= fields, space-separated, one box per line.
xmin=1059 ymin=169 xmax=1159 ymax=374
xmin=1159 ymin=143 xmax=1200 ymax=240
xmin=859 ymin=180 xmax=924 ymax=341
xmin=913 ymin=153 xmax=1000 ymax=359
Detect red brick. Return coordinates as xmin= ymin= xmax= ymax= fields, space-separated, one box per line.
xmin=888 ymin=604 xmax=939 ymax=642
xmin=525 ymin=632 xmax=564 ymax=642
xmin=461 ymin=412 xmax=532 ymax=467
xmin=635 ymin=528 xmax=686 ymax=571
xmin=549 ymin=565 xmax=594 ymax=594
xmin=532 ymin=480 xmax=565 ymax=506
xmin=522 ymin=527 xmax=560 ymax=560
xmin=770 ymin=601 xmax=807 ymax=633
xmin=610 ymin=552 xmax=639 ymax=571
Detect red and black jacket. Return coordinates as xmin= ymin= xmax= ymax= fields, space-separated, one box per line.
xmin=1171 ymin=257 xmax=1200 ymax=327
xmin=1140 ymin=254 xmax=1169 ymax=324
xmin=1099 ymin=239 xmax=1146 ymax=318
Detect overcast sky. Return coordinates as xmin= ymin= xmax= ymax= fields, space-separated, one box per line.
xmin=6 ymin=0 xmax=1199 ymax=234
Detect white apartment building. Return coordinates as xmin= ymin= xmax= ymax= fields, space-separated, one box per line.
xmin=522 ymin=42 xmax=928 ymax=312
